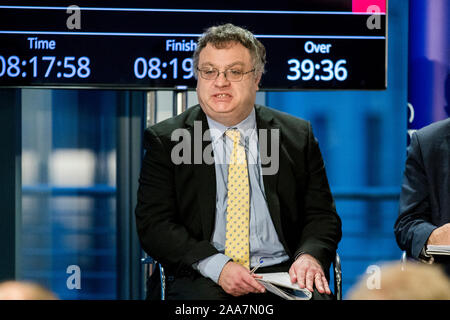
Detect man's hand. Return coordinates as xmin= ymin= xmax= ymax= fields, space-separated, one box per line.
xmin=427 ymin=223 xmax=450 ymax=245
xmin=218 ymin=261 xmax=266 ymax=297
xmin=289 ymin=253 xmax=331 ymax=295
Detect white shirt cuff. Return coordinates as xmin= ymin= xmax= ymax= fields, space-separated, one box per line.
xmin=192 ymin=253 xmax=232 ymax=284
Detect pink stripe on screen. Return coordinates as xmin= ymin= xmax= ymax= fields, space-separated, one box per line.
xmin=352 ymin=0 xmax=386 ymax=13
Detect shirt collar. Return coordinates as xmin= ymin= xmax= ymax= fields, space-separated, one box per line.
xmin=206 ymin=107 xmax=256 ymax=144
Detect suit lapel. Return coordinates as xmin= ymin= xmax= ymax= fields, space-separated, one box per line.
xmin=185 ymin=107 xmax=217 ymax=241
xmin=255 ymin=105 xmax=289 ymax=253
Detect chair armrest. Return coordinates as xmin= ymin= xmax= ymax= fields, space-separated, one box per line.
xmin=333 ymin=252 xmax=342 ymax=300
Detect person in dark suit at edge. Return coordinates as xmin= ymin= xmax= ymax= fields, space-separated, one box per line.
xmin=135 ymin=23 xmax=342 ymax=300
xmin=395 ymin=117 xmax=450 ymax=274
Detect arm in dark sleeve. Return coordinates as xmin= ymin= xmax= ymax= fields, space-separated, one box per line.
xmin=294 ymin=122 xmax=342 ymax=271
xmin=135 ymin=128 xmax=218 ymax=271
xmin=394 ymin=132 xmax=437 ymax=259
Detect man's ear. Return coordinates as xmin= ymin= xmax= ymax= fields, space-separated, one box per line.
xmin=255 ymin=72 xmax=262 ymax=90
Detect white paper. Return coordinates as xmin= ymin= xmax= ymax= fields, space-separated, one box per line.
xmin=426 ymin=245 xmax=450 ymax=255
xmin=255 ymin=272 xmax=312 ymax=300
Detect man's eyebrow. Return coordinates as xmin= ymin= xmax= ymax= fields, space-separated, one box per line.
xmin=199 ymin=61 xmax=245 ymax=69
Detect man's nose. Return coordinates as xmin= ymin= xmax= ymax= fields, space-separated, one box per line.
xmin=214 ymin=72 xmax=230 ymax=86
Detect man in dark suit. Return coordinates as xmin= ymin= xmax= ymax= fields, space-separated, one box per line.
xmin=135 ymin=24 xmax=341 ymax=300
xmin=395 ymin=118 xmax=450 ymax=272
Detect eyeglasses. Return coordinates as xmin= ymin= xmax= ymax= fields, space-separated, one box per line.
xmin=196 ymin=67 xmax=255 ymax=82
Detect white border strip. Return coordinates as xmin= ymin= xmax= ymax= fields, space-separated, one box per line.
xmin=0 ymin=30 xmax=385 ymax=40
xmin=0 ymin=6 xmax=386 ymax=15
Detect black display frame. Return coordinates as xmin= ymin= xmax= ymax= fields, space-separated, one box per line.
xmin=0 ymin=1 xmax=387 ymax=90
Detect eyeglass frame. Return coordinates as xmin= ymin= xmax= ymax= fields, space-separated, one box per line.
xmin=196 ymin=67 xmax=256 ymax=82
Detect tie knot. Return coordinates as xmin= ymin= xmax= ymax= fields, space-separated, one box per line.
xmin=225 ymin=129 xmax=241 ymax=143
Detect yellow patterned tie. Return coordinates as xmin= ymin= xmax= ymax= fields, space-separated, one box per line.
xmin=224 ymin=129 xmax=250 ymax=269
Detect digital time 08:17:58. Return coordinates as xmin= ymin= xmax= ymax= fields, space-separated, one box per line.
xmin=0 ymin=55 xmax=91 ymax=79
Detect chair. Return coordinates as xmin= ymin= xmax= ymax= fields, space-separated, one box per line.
xmin=142 ymin=252 xmax=343 ymax=300
xmin=401 ymin=251 xmax=408 ymax=270
xmin=333 ymin=252 xmax=342 ymax=300
xmin=141 ymin=254 xmax=166 ymax=300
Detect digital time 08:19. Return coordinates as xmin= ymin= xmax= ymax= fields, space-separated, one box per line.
xmin=134 ymin=57 xmax=194 ymax=80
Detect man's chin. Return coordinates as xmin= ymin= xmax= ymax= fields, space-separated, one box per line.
xmin=205 ymin=104 xmax=237 ymax=117
xmin=209 ymin=102 xmax=235 ymax=113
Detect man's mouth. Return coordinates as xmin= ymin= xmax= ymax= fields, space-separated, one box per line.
xmin=213 ymin=93 xmax=232 ymax=99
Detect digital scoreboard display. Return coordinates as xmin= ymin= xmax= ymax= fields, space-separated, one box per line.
xmin=0 ymin=0 xmax=387 ymax=90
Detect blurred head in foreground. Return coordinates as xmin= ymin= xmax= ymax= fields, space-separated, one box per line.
xmin=347 ymin=261 xmax=450 ymax=300
xmin=0 ymin=281 xmax=58 ymax=300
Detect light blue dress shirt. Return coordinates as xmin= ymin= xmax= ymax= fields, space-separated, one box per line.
xmin=192 ymin=108 xmax=289 ymax=283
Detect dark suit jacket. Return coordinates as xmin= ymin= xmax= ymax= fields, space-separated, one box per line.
xmin=395 ymin=118 xmax=450 ymax=259
xmin=135 ymin=104 xmax=342 ymax=278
